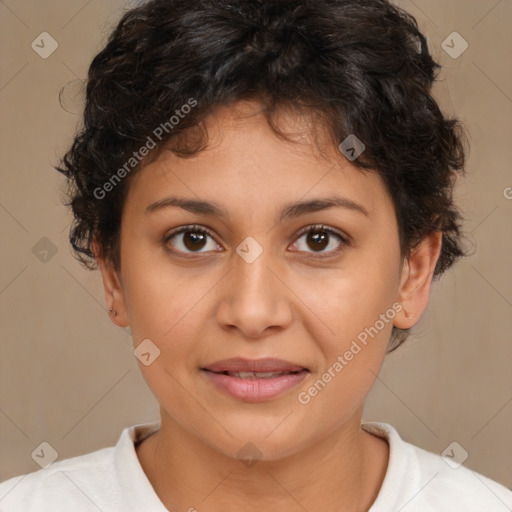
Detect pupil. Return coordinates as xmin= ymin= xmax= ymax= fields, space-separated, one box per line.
xmin=307 ymin=230 xmax=328 ymax=251
xmin=184 ymin=231 xmax=206 ymax=251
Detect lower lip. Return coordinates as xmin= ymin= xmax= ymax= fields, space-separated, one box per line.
xmin=201 ymin=370 xmax=309 ymax=402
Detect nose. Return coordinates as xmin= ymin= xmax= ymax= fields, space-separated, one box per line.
xmin=214 ymin=244 xmax=293 ymax=340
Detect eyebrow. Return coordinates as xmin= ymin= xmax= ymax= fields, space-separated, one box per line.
xmin=144 ymin=195 xmax=370 ymax=221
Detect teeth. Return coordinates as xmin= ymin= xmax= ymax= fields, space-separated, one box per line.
xmin=227 ymin=371 xmax=292 ymax=379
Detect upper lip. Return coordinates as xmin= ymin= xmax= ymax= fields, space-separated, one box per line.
xmin=202 ymin=357 xmax=308 ymax=373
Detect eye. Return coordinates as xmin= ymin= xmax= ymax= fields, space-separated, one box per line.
xmin=164 ymin=224 xmax=221 ymax=254
xmin=290 ymin=224 xmax=348 ymax=256
xmin=163 ymin=223 xmax=349 ymax=257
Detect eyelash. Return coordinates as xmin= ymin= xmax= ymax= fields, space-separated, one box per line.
xmin=163 ymin=223 xmax=349 ymax=258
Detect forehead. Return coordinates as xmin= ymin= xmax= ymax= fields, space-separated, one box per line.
xmin=123 ymin=101 xmax=393 ymax=222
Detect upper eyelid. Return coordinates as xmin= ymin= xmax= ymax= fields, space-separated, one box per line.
xmin=294 ymin=224 xmax=348 ymax=242
xmin=165 ymin=224 xmax=216 ymax=241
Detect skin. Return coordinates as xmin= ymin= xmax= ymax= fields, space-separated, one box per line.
xmin=93 ymin=100 xmax=442 ymax=511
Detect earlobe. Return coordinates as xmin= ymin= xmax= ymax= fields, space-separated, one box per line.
xmin=92 ymin=239 xmax=130 ymax=328
xmin=394 ymin=232 xmax=442 ymax=329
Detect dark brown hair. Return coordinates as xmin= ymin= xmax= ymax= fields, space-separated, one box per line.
xmin=57 ymin=0 xmax=469 ymax=351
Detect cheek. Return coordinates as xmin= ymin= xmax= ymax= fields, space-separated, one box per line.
xmin=121 ymin=252 xmax=203 ymax=347
xmin=295 ymin=278 xmax=394 ymax=425
xmin=290 ymin=259 xmax=398 ymax=407
xmin=123 ymin=265 xmax=210 ymax=413
xmin=293 ymin=261 xmax=398 ymax=346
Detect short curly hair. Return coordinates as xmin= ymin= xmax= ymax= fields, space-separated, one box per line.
xmin=57 ymin=0 xmax=469 ymax=352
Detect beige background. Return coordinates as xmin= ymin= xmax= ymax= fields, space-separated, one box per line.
xmin=1 ymin=0 xmax=511 ymax=493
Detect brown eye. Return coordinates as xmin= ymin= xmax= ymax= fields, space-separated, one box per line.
xmin=306 ymin=230 xmax=330 ymax=251
xmin=183 ymin=231 xmax=207 ymax=251
xmin=164 ymin=225 xmax=220 ymax=254
xmin=291 ymin=225 xmax=347 ymax=255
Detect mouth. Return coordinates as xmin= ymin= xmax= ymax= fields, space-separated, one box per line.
xmin=205 ymin=370 xmax=305 ymax=379
xmin=200 ymin=358 xmax=310 ymax=402
xmin=201 ymin=357 xmax=309 ymax=374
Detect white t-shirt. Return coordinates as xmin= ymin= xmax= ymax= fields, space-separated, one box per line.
xmin=1 ymin=421 xmax=511 ymax=511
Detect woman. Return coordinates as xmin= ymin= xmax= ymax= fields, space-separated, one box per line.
xmin=1 ymin=0 xmax=511 ymax=510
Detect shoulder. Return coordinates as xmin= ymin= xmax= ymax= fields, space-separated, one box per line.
xmin=406 ymin=441 xmax=512 ymax=510
xmin=363 ymin=422 xmax=512 ymax=512
xmin=0 ymin=422 xmax=162 ymax=511
xmin=0 ymin=445 xmax=118 ymax=511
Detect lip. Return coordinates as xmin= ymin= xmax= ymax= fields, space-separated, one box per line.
xmin=202 ymin=357 xmax=308 ymax=373
xmin=200 ymin=358 xmax=309 ymax=402
xmin=202 ymin=369 xmax=309 ymax=402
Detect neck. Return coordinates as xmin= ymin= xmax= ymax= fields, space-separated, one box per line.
xmin=136 ymin=408 xmax=389 ymax=511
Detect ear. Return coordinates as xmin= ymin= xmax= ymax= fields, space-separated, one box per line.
xmin=394 ymin=231 xmax=443 ymax=329
xmin=92 ymin=239 xmax=129 ymax=328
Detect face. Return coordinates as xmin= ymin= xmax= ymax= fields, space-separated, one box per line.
xmin=96 ymin=100 xmax=440 ymax=461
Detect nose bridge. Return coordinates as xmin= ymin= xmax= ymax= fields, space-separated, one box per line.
xmin=232 ymin=237 xmax=278 ymax=303
xmin=234 ymin=240 xmax=275 ymax=299
xmin=215 ymin=236 xmax=293 ymax=337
